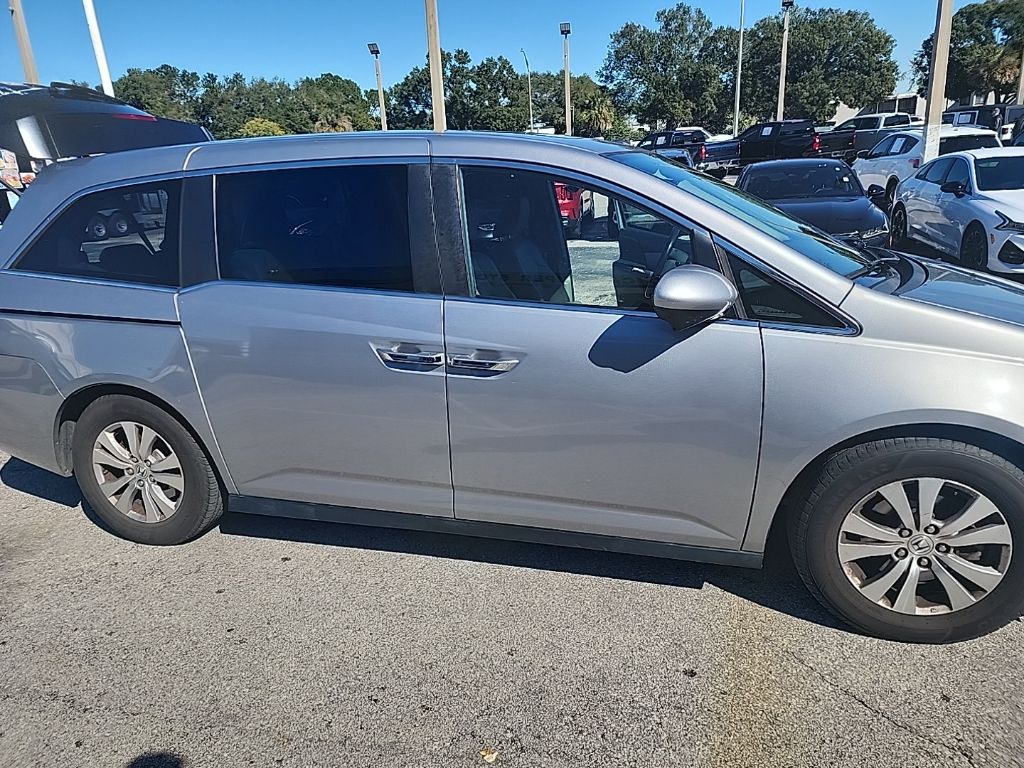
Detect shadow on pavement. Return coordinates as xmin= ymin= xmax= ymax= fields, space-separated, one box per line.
xmin=219 ymin=509 xmax=844 ymax=632
xmin=1 ymin=456 xmax=844 ymax=634
xmin=124 ymin=753 xmax=186 ymax=768
xmin=0 ymin=457 xmax=81 ymax=507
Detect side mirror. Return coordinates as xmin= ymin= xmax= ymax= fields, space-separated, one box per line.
xmin=866 ymin=184 xmax=886 ymax=199
xmin=653 ymin=265 xmax=738 ymax=332
xmin=857 ymin=149 xmax=871 ymax=160
xmin=941 ymin=181 xmax=968 ymax=197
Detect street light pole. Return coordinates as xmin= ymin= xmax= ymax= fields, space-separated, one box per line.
xmin=733 ymin=0 xmax=746 ymax=137
xmin=922 ymin=0 xmax=954 ymax=163
xmin=368 ymin=43 xmax=388 ymax=131
xmin=776 ymin=0 xmax=794 ymax=122
xmin=82 ymin=0 xmax=115 ymax=96
xmin=521 ymin=49 xmax=534 ymax=133
xmin=561 ymin=22 xmax=572 ymax=136
xmin=424 ymin=0 xmax=447 ymax=132
xmin=1017 ymin=46 xmax=1024 ymax=105
xmin=8 ymin=0 xmax=39 ymax=84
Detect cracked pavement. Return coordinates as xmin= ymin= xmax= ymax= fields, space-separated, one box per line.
xmin=1 ymin=451 xmax=1022 ymax=768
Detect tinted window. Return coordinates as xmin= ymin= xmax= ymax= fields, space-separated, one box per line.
xmin=944 ymin=159 xmax=971 ymax=188
xmin=670 ymin=131 xmax=702 ymax=147
xmin=779 ymin=122 xmax=812 ymax=135
xmin=836 ymin=117 xmax=878 ymax=132
xmin=883 ymin=115 xmax=909 ymax=127
xmin=728 ymin=252 xmax=843 ymax=328
xmin=216 ymin=164 xmax=416 ymax=291
xmin=742 ymin=163 xmax=862 ymax=200
xmin=939 ymin=134 xmax=999 ymax=154
xmin=14 ymin=179 xmax=180 ymax=286
xmin=460 ymin=166 xmax=704 ymax=311
xmin=923 ymin=158 xmax=954 ymax=183
xmin=610 ymin=151 xmax=874 ymax=277
xmin=975 ymin=156 xmax=1024 ymax=191
xmin=867 ymin=136 xmax=895 ymax=158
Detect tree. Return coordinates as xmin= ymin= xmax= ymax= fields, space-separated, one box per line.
xmin=114 ymin=65 xmax=200 ymax=122
xmin=599 ymin=4 xmax=731 ymax=131
xmin=742 ymin=8 xmax=898 ymax=123
xmin=913 ymin=0 xmax=1023 ymax=103
xmin=237 ymin=118 xmax=286 ymax=137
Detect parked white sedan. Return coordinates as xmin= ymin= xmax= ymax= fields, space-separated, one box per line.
xmin=854 ymin=126 xmax=1001 ymax=206
xmin=891 ymin=148 xmax=1024 ymax=272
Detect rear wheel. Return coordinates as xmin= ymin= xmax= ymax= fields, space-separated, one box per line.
xmin=960 ymin=223 xmax=989 ymax=271
xmin=790 ymin=438 xmax=1024 ymax=643
xmin=72 ymin=395 xmax=224 ymax=545
xmin=890 ymin=204 xmax=909 ymax=248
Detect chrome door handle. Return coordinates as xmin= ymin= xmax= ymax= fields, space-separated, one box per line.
xmin=375 ymin=348 xmax=445 ymax=367
xmin=447 ymin=354 xmax=520 ymax=372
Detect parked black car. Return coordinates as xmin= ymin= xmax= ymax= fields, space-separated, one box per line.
xmin=736 ymin=159 xmax=890 ymax=247
xmin=703 ymin=120 xmax=857 ymax=178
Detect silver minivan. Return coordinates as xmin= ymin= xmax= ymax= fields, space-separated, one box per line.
xmin=2 ymin=131 xmax=1024 ymax=643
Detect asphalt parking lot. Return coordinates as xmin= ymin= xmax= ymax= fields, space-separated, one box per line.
xmin=2 ymin=451 xmax=1023 ymax=768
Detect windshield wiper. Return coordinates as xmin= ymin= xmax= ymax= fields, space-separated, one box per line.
xmin=845 ymin=255 xmax=901 ymax=280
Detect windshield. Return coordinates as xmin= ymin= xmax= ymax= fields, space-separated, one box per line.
xmin=610 ymin=151 xmax=872 ymax=276
xmin=974 ymin=156 xmax=1024 ymax=191
xmin=741 ymin=163 xmax=863 ymax=200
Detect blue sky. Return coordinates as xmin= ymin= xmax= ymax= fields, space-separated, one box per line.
xmin=1 ymin=0 xmax=972 ymax=93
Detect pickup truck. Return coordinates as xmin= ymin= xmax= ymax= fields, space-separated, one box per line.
xmin=828 ymin=112 xmax=915 ymax=155
xmin=702 ymin=120 xmax=856 ymax=177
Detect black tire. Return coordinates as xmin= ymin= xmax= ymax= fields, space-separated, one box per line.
xmin=86 ymin=215 xmax=108 ymax=241
xmin=72 ymin=395 xmax=224 ymax=545
xmin=890 ymin=204 xmax=909 ymax=249
xmin=790 ymin=438 xmax=1024 ymax=643
xmin=885 ymin=178 xmax=898 ymax=208
xmin=960 ymin=222 xmax=989 ymax=271
xmin=108 ymin=211 xmax=131 ymax=237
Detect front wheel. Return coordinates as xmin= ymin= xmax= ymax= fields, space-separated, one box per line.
xmin=890 ymin=204 xmax=909 ymax=249
xmin=790 ymin=438 xmax=1024 ymax=643
xmin=960 ymin=223 xmax=989 ymax=271
xmin=72 ymin=395 xmax=224 ymax=545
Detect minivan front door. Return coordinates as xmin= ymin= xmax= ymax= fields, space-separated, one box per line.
xmin=178 ymin=161 xmax=454 ymax=517
xmin=441 ymin=165 xmax=764 ymax=550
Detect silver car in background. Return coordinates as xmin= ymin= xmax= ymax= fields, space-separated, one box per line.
xmin=1 ymin=132 xmax=1023 ymax=643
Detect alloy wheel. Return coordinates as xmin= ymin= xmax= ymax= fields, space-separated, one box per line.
xmin=91 ymin=421 xmax=185 ymax=523
xmin=891 ymin=208 xmax=908 ymax=246
xmin=961 ymin=228 xmax=988 ymax=271
xmin=838 ymin=477 xmax=1012 ymax=615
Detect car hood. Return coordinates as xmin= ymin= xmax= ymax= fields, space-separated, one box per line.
xmin=899 ymin=258 xmax=1024 ymax=328
xmin=977 ymin=189 xmax=1024 ymax=215
xmin=769 ymin=196 xmax=886 ymax=234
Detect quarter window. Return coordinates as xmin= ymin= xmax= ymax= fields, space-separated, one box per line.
xmin=215 ymin=164 xmax=418 ymax=292
xmin=13 ymin=180 xmax=181 ymax=286
xmin=459 ymin=166 xmax=705 ymax=311
xmin=727 ymin=252 xmax=844 ymax=329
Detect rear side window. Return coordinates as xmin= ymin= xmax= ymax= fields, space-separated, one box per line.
xmin=13 ymin=179 xmax=181 ymax=286
xmin=883 ymin=115 xmax=909 ymax=127
xmin=215 ymin=164 xmax=416 ymax=292
xmin=889 ymin=136 xmax=918 ymax=155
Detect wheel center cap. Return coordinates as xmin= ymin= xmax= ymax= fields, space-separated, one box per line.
xmin=908 ymin=534 xmax=934 ymax=556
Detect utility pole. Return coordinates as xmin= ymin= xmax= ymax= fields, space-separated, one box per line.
xmin=424 ymin=0 xmax=446 ymax=132
xmin=82 ymin=0 xmax=115 ymax=96
xmin=1017 ymin=47 xmax=1024 ymax=105
xmin=8 ymin=0 xmax=40 ymax=84
xmin=521 ymin=49 xmax=534 ymax=133
xmin=733 ymin=0 xmax=746 ymax=136
xmin=776 ymin=0 xmax=794 ymax=122
xmin=561 ymin=23 xmax=572 ymax=136
xmin=922 ymin=0 xmax=954 ymax=162
xmin=368 ymin=43 xmax=388 ymax=131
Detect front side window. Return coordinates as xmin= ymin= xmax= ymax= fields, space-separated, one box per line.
xmin=944 ymin=159 xmax=971 ymax=188
xmin=459 ymin=166 xmax=704 ymax=311
xmin=13 ymin=179 xmax=181 ymax=286
xmin=923 ymin=158 xmax=954 ymax=184
xmin=883 ymin=115 xmax=909 ymax=127
xmin=215 ymin=164 xmax=416 ymax=292
xmin=610 ymin=150 xmax=874 ymax=277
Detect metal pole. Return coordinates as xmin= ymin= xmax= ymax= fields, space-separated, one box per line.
xmin=563 ymin=33 xmax=572 ymax=136
xmin=1017 ymin=46 xmax=1024 ymax=105
xmin=8 ymin=0 xmax=40 ymax=84
xmin=776 ymin=5 xmax=792 ymax=122
xmin=82 ymin=0 xmax=115 ymax=96
xmin=424 ymin=0 xmax=446 ymax=132
xmin=733 ymin=0 xmax=746 ymax=136
xmin=521 ymin=49 xmax=534 ymax=133
xmin=373 ymin=55 xmax=388 ymax=131
xmin=922 ymin=0 xmax=954 ymax=163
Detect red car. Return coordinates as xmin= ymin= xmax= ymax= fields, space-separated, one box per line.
xmin=554 ymin=182 xmax=593 ymax=238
